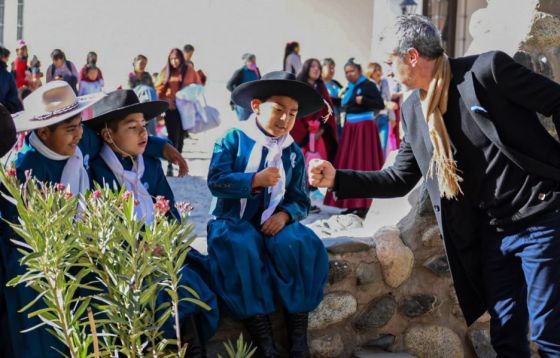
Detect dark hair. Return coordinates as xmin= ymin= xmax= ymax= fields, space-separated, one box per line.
xmin=30 ymin=55 xmax=41 ymax=68
xmin=84 ymin=63 xmax=98 ymax=75
xmin=344 ymin=58 xmax=362 ymax=73
xmin=86 ymin=51 xmax=97 ymax=65
xmin=51 ymin=49 xmax=66 ymax=61
xmin=163 ymin=48 xmax=186 ymax=86
xmin=102 ymin=117 xmax=123 ymax=132
xmin=41 ymin=113 xmax=81 ymax=132
xmin=20 ymin=87 xmax=32 ymax=100
xmin=296 ymin=58 xmax=322 ymax=84
xmin=322 ymin=58 xmax=335 ymax=67
xmin=283 ymin=41 xmax=299 ymax=68
xmin=0 ymin=46 xmax=10 ymax=59
xmin=183 ymin=44 xmax=195 ymax=53
xmin=133 ymin=54 xmax=147 ymax=66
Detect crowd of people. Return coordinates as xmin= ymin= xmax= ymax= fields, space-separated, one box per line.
xmin=2 ymin=12 xmax=559 ymax=358
xmin=0 ymin=30 xmax=411 ymax=358
xmin=0 ymin=38 xmax=402 ymax=219
xmin=0 ymin=37 xmax=336 ymax=357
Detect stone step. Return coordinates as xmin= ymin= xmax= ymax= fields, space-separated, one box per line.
xmin=352 ymin=349 xmax=416 ymax=358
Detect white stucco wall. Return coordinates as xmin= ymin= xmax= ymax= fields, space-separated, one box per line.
xmin=5 ymin=0 xmax=375 ymax=111
xmin=370 ymin=0 xmax=423 ymax=63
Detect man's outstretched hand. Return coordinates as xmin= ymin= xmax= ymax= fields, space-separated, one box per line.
xmin=308 ymin=159 xmax=336 ymax=189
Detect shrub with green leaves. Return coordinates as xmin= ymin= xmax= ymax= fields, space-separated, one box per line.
xmin=0 ymin=167 xmax=207 ymax=357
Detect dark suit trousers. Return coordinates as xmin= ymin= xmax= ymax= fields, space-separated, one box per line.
xmin=481 ymin=210 xmax=560 ymax=357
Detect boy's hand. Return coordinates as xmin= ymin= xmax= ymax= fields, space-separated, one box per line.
xmin=253 ymin=167 xmax=280 ymax=188
xmin=261 ymin=211 xmax=290 ymax=236
xmin=308 ymin=159 xmax=336 ymax=188
xmin=163 ymin=143 xmax=189 ymax=177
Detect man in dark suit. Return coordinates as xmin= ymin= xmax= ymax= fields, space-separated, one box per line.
xmin=310 ymin=14 xmax=560 ymax=357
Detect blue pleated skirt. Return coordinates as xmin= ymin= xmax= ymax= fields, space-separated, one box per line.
xmin=207 ymin=217 xmax=328 ymax=320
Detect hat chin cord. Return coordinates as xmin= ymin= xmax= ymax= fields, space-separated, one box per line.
xmin=104 ymin=123 xmax=138 ymax=169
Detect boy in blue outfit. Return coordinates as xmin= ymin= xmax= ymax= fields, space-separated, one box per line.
xmin=0 ymin=81 xmax=103 ymax=358
xmin=207 ymin=71 xmax=329 ymax=358
xmin=0 ymin=81 xmax=187 ymax=358
xmin=85 ymin=89 xmax=218 ymax=357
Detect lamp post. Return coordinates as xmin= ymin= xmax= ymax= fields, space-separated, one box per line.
xmin=400 ymin=0 xmax=418 ymax=15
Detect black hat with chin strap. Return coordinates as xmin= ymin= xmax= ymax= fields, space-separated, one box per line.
xmin=231 ymin=70 xmax=325 ymax=118
xmin=84 ymin=89 xmax=168 ymax=132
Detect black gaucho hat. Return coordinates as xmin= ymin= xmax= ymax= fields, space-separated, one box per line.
xmin=231 ymin=71 xmax=325 ymax=118
xmin=0 ymin=104 xmax=16 ymax=157
xmin=84 ymin=89 xmax=168 ymax=132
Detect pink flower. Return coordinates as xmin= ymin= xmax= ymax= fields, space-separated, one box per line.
xmin=64 ymin=192 xmax=73 ymax=200
xmin=175 ymin=201 xmax=193 ymax=215
xmin=6 ymin=168 xmax=16 ymax=177
xmin=154 ymin=196 xmax=170 ymax=214
xmin=91 ymin=190 xmax=102 ymax=199
xmin=122 ymin=191 xmax=132 ymax=201
xmin=54 ymin=183 xmax=66 ymax=191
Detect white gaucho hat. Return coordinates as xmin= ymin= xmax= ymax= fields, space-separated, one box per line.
xmin=13 ymin=80 xmax=104 ymax=133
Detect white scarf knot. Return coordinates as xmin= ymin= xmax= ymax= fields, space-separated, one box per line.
xmin=99 ymin=143 xmax=155 ymax=224
xmin=239 ymin=115 xmax=294 ymax=224
xmin=29 ymin=131 xmax=90 ymax=196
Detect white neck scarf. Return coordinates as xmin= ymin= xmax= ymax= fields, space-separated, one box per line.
xmin=239 ymin=115 xmax=294 ymax=224
xmin=99 ymin=143 xmax=155 ymax=224
xmin=29 ymin=131 xmax=90 ymax=196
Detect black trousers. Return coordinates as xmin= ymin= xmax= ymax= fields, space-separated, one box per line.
xmin=165 ymin=109 xmax=186 ymax=154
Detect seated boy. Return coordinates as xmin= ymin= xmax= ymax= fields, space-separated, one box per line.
xmin=0 ymin=81 xmax=103 ymax=357
xmin=207 ymin=71 xmax=329 ymax=358
xmin=85 ymin=89 xmax=218 ymax=357
xmin=0 ymin=81 xmax=186 ymax=357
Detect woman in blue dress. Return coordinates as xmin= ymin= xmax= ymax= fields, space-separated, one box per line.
xmin=206 ymin=71 xmax=329 ymax=358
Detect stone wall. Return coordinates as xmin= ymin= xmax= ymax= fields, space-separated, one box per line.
xmin=205 ymin=187 xmax=495 ymax=358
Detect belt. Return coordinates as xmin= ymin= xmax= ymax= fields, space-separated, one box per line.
xmin=345 ymin=112 xmax=375 ymax=123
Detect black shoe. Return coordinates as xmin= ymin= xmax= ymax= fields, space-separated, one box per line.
xmin=309 ymin=205 xmax=321 ymax=214
xmin=244 ymin=315 xmax=280 ymax=358
xmin=181 ymin=315 xmax=207 ymax=358
xmin=286 ymin=313 xmax=310 ymax=358
xmin=354 ymin=208 xmax=369 ymax=219
xmin=166 ymin=164 xmax=174 ymax=177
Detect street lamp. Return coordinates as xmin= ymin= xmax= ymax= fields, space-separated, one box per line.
xmin=400 ymin=0 xmax=417 ymax=15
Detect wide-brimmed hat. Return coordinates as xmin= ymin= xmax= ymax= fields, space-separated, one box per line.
xmin=84 ymin=89 xmax=168 ymax=132
xmin=0 ymin=104 xmax=16 ymax=156
xmin=13 ymin=81 xmax=104 ymax=133
xmin=231 ymin=71 xmax=324 ymax=118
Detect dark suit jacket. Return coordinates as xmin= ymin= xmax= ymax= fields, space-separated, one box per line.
xmin=333 ymin=51 xmax=560 ymax=325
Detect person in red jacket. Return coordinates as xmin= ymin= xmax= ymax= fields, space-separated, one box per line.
xmin=12 ymin=39 xmax=28 ymax=89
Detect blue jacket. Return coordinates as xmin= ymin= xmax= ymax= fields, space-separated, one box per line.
xmin=0 ymin=61 xmax=22 ymax=113
xmin=89 ymin=151 xmax=180 ymax=220
xmin=208 ymin=128 xmax=309 ymax=223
